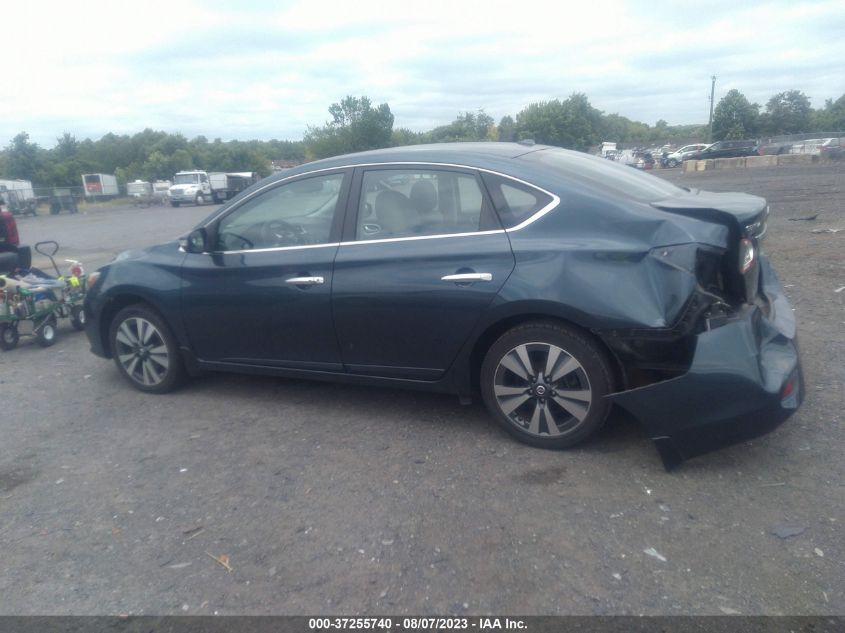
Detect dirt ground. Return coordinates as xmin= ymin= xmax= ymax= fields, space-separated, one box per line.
xmin=0 ymin=164 xmax=842 ymax=615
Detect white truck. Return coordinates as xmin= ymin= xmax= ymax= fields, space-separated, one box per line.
xmin=167 ymin=171 xmax=258 ymax=207
xmin=82 ymin=173 xmax=119 ymax=199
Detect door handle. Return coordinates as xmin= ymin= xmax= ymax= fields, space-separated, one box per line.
xmin=285 ymin=276 xmax=324 ymax=286
xmin=441 ymin=272 xmax=493 ymax=283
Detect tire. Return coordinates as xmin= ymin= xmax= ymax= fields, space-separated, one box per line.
xmin=195 ymin=194 xmax=205 ymax=206
xmin=70 ymin=305 xmax=86 ymax=331
xmin=36 ymin=316 xmax=59 ymax=347
xmin=0 ymin=324 xmax=19 ymax=351
xmin=171 ymin=201 xmax=180 ymax=208
xmin=109 ymin=304 xmax=186 ymax=393
xmin=668 ymin=158 xmax=678 ymax=168
xmin=480 ymin=321 xmax=613 ymax=449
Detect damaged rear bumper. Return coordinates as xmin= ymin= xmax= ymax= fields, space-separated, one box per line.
xmin=608 ymin=255 xmax=803 ymax=469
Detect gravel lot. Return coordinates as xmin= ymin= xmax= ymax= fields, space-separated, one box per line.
xmin=1 ymin=165 xmax=842 ymax=615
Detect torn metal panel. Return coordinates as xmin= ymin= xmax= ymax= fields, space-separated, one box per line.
xmin=607 ymin=255 xmax=802 ymax=469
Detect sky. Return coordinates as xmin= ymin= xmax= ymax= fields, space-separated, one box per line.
xmin=3 ymin=0 xmax=843 ymax=148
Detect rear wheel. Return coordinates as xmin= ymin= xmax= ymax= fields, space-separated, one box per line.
xmin=480 ymin=321 xmax=613 ymax=449
xmin=109 ymin=304 xmax=185 ymax=393
xmin=36 ymin=316 xmax=58 ymax=347
xmin=0 ymin=323 xmax=19 ymax=350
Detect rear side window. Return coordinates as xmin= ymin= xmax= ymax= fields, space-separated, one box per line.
xmin=481 ymin=173 xmax=553 ymax=229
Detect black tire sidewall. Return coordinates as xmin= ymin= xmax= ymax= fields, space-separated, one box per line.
xmin=109 ymin=304 xmax=185 ymax=393
xmin=0 ymin=324 xmax=18 ymax=350
xmin=37 ymin=317 xmax=58 ymax=347
xmin=480 ymin=321 xmax=613 ymax=449
xmin=70 ymin=305 xmax=85 ymax=331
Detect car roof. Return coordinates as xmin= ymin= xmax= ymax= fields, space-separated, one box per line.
xmin=274 ymin=142 xmax=552 ymax=180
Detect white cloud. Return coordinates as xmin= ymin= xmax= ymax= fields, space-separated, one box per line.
xmin=2 ymin=0 xmax=843 ymax=146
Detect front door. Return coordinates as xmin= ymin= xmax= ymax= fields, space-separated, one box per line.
xmin=180 ymin=170 xmax=349 ymax=370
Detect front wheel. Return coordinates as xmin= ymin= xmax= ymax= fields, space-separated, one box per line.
xmin=170 ymin=201 xmax=180 ymax=208
xmin=195 ymin=194 xmax=205 ymax=206
xmin=36 ymin=316 xmax=59 ymax=347
xmin=109 ymin=304 xmax=185 ymax=393
xmin=480 ymin=321 xmax=613 ymax=449
xmin=0 ymin=323 xmax=19 ymax=350
xmin=668 ymin=158 xmax=678 ymax=168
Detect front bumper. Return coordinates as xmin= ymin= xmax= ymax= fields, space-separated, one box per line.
xmin=609 ymin=255 xmax=803 ymax=469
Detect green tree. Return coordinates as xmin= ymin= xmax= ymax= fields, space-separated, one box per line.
xmin=305 ymin=96 xmax=394 ymax=159
xmin=763 ymin=90 xmax=812 ymax=134
xmin=498 ymin=116 xmax=516 ymax=142
xmin=812 ymin=94 xmax=845 ymax=131
xmin=712 ymin=89 xmax=759 ymax=140
xmin=4 ymin=132 xmax=46 ymax=181
xmin=514 ymin=93 xmax=603 ymax=151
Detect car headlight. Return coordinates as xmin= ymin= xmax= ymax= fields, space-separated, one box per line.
xmin=739 ymin=238 xmax=756 ymax=274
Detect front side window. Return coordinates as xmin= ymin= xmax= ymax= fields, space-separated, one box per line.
xmin=215 ymin=173 xmax=343 ymax=251
xmin=356 ymin=169 xmax=495 ymax=240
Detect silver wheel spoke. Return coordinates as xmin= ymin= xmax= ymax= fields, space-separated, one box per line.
xmin=551 ymin=395 xmax=589 ymax=422
xmin=148 ymin=351 xmax=170 ymax=370
xmin=544 ymin=346 xmax=561 ymax=378
xmin=125 ymin=356 xmax=140 ymax=378
xmin=549 ymin=356 xmax=580 ymax=382
xmin=500 ymin=351 xmax=531 ymax=381
xmin=494 ymin=385 xmax=528 ymax=397
xmin=500 ymin=393 xmax=531 ymax=415
xmin=555 ymin=388 xmax=591 ymax=403
xmin=118 ymin=352 xmax=136 ymax=365
xmin=117 ymin=322 xmax=138 ymax=347
xmin=528 ymin=401 xmax=543 ymax=434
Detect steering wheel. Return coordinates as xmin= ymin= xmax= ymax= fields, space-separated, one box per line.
xmin=260 ymin=220 xmax=303 ymax=247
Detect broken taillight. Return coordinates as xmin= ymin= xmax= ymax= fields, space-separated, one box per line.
xmin=739 ymin=238 xmax=756 ymax=274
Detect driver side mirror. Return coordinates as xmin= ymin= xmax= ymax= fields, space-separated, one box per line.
xmin=181 ymin=227 xmax=209 ymax=254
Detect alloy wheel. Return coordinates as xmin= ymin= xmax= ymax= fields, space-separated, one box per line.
xmin=114 ymin=317 xmax=171 ymax=386
xmin=492 ymin=342 xmax=592 ymax=438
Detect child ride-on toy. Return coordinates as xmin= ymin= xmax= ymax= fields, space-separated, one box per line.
xmin=0 ymin=241 xmax=88 ymax=350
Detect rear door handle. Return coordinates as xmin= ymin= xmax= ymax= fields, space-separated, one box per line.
xmin=285 ymin=276 xmax=324 ymax=286
xmin=441 ymin=273 xmax=493 ymax=283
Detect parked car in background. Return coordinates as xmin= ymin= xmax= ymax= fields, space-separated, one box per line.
xmin=83 ymin=142 xmax=803 ymax=469
xmin=789 ymin=138 xmax=836 ymax=155
xmin=755 ymin=140 xmax=793 ymax=155
xmin=691 ymin=140 xmax=759 ymax=160
xmin=631 ymin=150 xmax=655 ymax=170
xmin=665 ymin=144 xmax=710 ymax=167
xmin=818 ymin=138 xmax=842 ymax=160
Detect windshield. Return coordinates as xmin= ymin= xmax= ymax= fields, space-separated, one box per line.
xmin=520 ymin=147 xmax=683 ymax=203
xmin=174 ymin=173 xmax=199 ymax=185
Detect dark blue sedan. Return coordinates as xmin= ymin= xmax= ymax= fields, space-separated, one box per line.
xmin=84 ymin=143 xmax=803 ymax=468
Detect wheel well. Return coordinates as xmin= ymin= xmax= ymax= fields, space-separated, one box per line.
xmin=468 ymin=314 xmax=626 ymax=394
xmin=98 ymin=294 xmax=150 ymax=358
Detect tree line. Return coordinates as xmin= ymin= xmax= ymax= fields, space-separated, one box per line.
xmin=2 ymin=90 xmax=843 ymax=187
xmin=711 ymin=89 xmax=845 ymax=141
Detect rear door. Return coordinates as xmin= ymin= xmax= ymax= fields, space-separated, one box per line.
xmin=331 ymin=165 xmax=515 ymax=380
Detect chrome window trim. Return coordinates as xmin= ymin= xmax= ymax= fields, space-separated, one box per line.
xmin=201 ymin=161 xmax=560 ymax=255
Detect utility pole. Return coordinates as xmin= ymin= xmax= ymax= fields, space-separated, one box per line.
xmin=707 ymin=75 xmax=717 ymax=142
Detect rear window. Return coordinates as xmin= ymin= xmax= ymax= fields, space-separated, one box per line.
xmin=481 ymin=173 xmax=553 ymax=229
xmin=519 ymin=147 xmax=683 ymax=203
